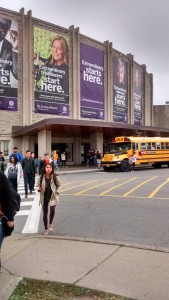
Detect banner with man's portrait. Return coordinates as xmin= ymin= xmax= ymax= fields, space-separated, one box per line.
xmin=133 ymin=65 xmax=143 ymax=125
xmin=34 ymin=27 xmax=69 ymax=116
xmin=113 ymin=56 xmax=128 ymax=123
xmin=0 ymin=16 xmax=18 ymax=111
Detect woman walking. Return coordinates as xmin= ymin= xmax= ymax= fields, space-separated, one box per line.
xmin=37 ymin=163 xmax=61 ymax=235
xmin=5 ymin=155 xmax=22 ymax=192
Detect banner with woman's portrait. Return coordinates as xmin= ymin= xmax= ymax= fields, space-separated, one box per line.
xmin=0 ymin=16 xmax=18 ymax=111
xmin=34 ymin=27 xmax=69 ymax=115
xmin=113 ymin=56 xmax=128 ymax=123
xmin=133 ymin=65 xmax=143 ymax=125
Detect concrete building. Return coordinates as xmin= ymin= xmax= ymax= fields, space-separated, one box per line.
xmin=0 ymin=7 xmax=168 ymax=164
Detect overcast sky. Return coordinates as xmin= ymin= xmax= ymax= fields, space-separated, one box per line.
xmin=1 ymin=0 xmax=169 ymax=105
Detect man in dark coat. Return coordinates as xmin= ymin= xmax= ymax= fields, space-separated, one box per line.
xmin=22 ymin=150 xmax=35 ymax=198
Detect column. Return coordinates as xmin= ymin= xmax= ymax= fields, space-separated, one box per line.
xmin=38 ymin=129 xmax=51 ymax=158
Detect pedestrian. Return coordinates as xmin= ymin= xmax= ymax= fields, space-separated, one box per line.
xmin=22 ymin=150 xmax=35 ymax=198
xmin=96 ymin=150 xmax=102 ymax=169
xmin=61 ymin=152 xmax=66 ymax=167
xmin=5 ymin=155 xmax=22 ymax=192
xmin=0 ymin=171 xmax=15 ymax=270
xmin=52 ymin=150 xmax=59 ymax=170
xmin=37 ymin=163 xmax=61 ymax=235
xmin=39 ymin=153 xmax=54 ymax=175
xmin=8 ymin=147 xmax=22 ymax=163
xmin=129 ymin=151 xmax=139 ymax=173
xmin=0 ymin=152 xmax=5 ymax=173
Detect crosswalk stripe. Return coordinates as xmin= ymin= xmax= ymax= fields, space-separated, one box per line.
xmin=16 ymin=210 xmax=30 ymax=216
xmin=20 ymin=201 xmax=34 ymax=206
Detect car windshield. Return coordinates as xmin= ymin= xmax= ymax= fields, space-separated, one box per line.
xmin=105 ymin=142 xmax=131 ymax=154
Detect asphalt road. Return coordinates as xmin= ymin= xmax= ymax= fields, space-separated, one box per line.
xmin=15 ymin=166 xmax=169 ymax=250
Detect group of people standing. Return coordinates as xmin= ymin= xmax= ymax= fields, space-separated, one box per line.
xmin=0 ymin=147 xmax=62 ymax=256
xmin=87 ymin=150 xmax=102 ymax=169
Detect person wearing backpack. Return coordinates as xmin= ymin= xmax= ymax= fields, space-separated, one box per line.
xmin=5 ymin=155 xmax=23 ymax=192
xmin=0 ymin=170 xmax=16 ymax=269
xmin=8 ymin=146 xmax=23 ymax=163
xmin=37 ymin=162 xmax=61 ymax=235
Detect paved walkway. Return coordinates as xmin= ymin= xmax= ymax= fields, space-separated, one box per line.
xmin=1 ymin=166 xmax=169 ymax=300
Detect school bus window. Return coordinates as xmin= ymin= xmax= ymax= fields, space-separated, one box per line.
xmin=141 ymin=143 xmax=146 ymax=150
xmin=152 ymin=142 xmax=156 ymax=150
xmin=161 ymin=143 xmax=165 ymax=149
xmin=133 ymin=143 xmax=139 ymax=150
xmin=156 ymin=143 xmax=161 ymax=149
xmin=147 ymin=143 xmax=151 ymax=150
xmin=166 ymin=143 xmax=169 ymax=149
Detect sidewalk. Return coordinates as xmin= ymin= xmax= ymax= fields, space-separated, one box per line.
xmin=1 ymin=234 xmax=169 ymax=300
xmin=1 ymin=166 xmax=169 ymax=300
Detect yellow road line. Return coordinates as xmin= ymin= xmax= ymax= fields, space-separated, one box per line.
xmin=99 ymin=177 xmax=137 ymax=196
xmin=61 ymin=180 xmax=98 ymax=192
xmin=75 ymin=179 xmax=119 ymax=195
xmin=61 ymin=193 xmax=169 ymax=200
xmin=148 ymin=178 xmax=169 ymax=198
xmin=123 ymin=176 xmax=157 ymax=197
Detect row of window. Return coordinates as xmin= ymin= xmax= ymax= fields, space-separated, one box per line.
xmin=134 ymin=142 xmax=169 ymax=150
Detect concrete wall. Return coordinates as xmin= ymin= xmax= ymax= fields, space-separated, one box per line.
xmin=153 ymin=105 xmax=169 ymax=128
xmin=0 ymin=6 xmax=154 ymax=155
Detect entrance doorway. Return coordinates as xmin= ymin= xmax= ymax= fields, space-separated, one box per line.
xmin=52 ymin=143 xmax=73 ymax=163
xmin=81 ymin=143 xmax=90 ymax=164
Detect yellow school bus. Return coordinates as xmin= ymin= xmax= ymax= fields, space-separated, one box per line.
xmin=102 ymin=136 xmax=169 ymax=172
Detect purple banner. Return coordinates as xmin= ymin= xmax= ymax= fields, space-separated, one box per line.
xmin=34 ymin=27 xmax=69 ymax=115
xmin=134 ymin=65 xmax=143 ymax=125
xmin=0 ymin=17 xmax=18 ymax=111
xmin=113 ymin=56 xmax=128 ymax=123
xmin=80 ymin=43 xmax=104 ymax=119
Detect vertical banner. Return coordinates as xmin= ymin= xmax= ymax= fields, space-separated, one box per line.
xmin=133 ymin=65 xmax=143 ymax=125
xmin=80 ymin=43 xmax=104 ymax=119
xmin=0 ymin=17 xmax=18 ymax=111
xmin=34 ymin=27 xmax=69 ymax=115
xmin=113 ymin=56 xmax=128 ymax=123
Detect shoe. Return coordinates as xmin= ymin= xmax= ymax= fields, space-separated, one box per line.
xmin=25 ymin=194 xmax=28 ymax=198
xmin=48 ymin=225 xmax=53 ymax=232
xmin=43 ymin=229 xmax=49 ymax=235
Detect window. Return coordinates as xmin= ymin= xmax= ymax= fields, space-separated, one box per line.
xmin=140 ymin=143 xmax=146 ymax=150
xmin=152 ymin=143 xmax=156 ymax=150
xmin=147 ymin=143 xmax=151 ymax=150
xmin=161 ymin=143 xmax=165 ymax=149
xmin=0 ymin=140 xmax=9 ymax=156
xmin=166 ymin=143 xmax=169 ymax=149
xmin=4 ymin=141 xmax=9 ymax=156
xmin=156 ymin=142 xmax=161 ymax=150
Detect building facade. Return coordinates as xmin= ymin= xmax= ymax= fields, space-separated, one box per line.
xmin=0 ymin=7 xmax=168 ymax=164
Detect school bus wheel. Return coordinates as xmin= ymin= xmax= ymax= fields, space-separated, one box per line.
xmin=152 ymin=163 xmax=162 ymax=168
xmin=120 ymin=159 xmax=130 ymax=172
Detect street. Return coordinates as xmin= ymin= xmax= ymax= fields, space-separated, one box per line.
xmin=15 ymin=166 xmax=169 ymax=250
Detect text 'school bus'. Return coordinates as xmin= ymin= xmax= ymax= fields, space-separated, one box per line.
xmin=101 ymin=136 xmax=169 ymax=172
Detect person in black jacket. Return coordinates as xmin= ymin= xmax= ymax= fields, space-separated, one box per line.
xmin=22 ymin=150 xmax=35 ymax=198
xmin=0 ymin=170 xmax=15 ymax=269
